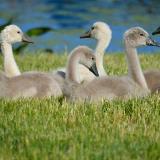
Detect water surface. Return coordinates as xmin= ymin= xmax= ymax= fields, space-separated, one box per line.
xmin=1 ymin=0 xmax=160 ymax=53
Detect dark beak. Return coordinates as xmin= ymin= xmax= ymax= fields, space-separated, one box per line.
xmin=22 ymin=33 xmax=34 ymax=43
xmin=89 ymin=62 xmax=99 ymax=77
xmin=80 ymin=30 xmax=91 ymax=39
xmin=152 ymin=27 xmax=160 ymax=35
xmin=146 ymin=37 xmax=160 ymax=47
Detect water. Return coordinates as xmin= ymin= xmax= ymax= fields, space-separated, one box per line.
xmin=1 ymin=0 xmax=160 ymax=54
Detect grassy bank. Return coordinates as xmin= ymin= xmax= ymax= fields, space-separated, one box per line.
xmin=0 ymin=53 xmax=160 ymax=160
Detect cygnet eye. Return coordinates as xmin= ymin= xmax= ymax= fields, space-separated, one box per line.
xmin=17 ymin=31 xmax=20 ymax=34
xmin=91 ymin=57 xmax=95 ymax=61
xmin=140 ymin=33 xmax=144 ymax=36
xmin=91 ymin=26 xmax=95 ymax=30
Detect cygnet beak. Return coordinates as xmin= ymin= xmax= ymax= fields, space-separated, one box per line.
xmin=146 ymin=37 xmax=160 ymax=47
xmin=22 ymin=33 xmax=34 ymax=43
xmin=152 ymin=27 xmax=160 ymax=35
xmin=89 ymin=62 xmax=99 ymax=77
xmin=80 ymin=30 xmax=92 ymax=39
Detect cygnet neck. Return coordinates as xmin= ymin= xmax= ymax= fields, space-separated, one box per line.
xmin=124 ymin=41 xmax=148 ymax=90
xmin=1 ymin=41 xmax=21 ymax=77
xmin=66 ymin=51 xmax=81 ymax=83
xmin=95 ymin=34 xmax=111 ymax=76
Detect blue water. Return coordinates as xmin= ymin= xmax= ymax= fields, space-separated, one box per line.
xmin=1 ymin=0 xmax=160 ymax=53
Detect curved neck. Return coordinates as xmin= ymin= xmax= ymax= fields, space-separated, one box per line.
xmin=1 ymin=42 xmax=21 ymax=77
xmin=66 ymin=52 xmax=80 ymax=83
xmin=95 ymin=36 xmax=110 ymax=76
xmin=125 ymin=42 xmax=148 ymax=90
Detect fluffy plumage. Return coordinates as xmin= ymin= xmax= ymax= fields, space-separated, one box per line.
xmin=0 ymin=72 xmax=62 ymax=99
xmin=63 ymin=28 xmax=152 ymax=102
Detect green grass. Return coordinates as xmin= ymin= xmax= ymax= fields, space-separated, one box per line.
xmin=0 ymin=53 xmax=160 ymax=160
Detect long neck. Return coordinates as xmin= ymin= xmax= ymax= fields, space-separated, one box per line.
xmin=95 ymin=36 xmax=110 ymax=76
xmin=1 ymin=42 xmax=21 ymax=77
xmin=66 ymin=53 xmax=80 ymax=82
xmin=125 ymin=42 xmax=148 ymax=90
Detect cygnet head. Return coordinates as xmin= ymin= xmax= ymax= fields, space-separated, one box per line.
xmin=0 ymin=24 xmax=33 ymax=44
xmin=124 ymin=27 xmax=160 ymax=48
xmin=69 ymin=46 xmax=99 ymax=76
xmin=80 ymin=21 xmax=112 ymax=41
